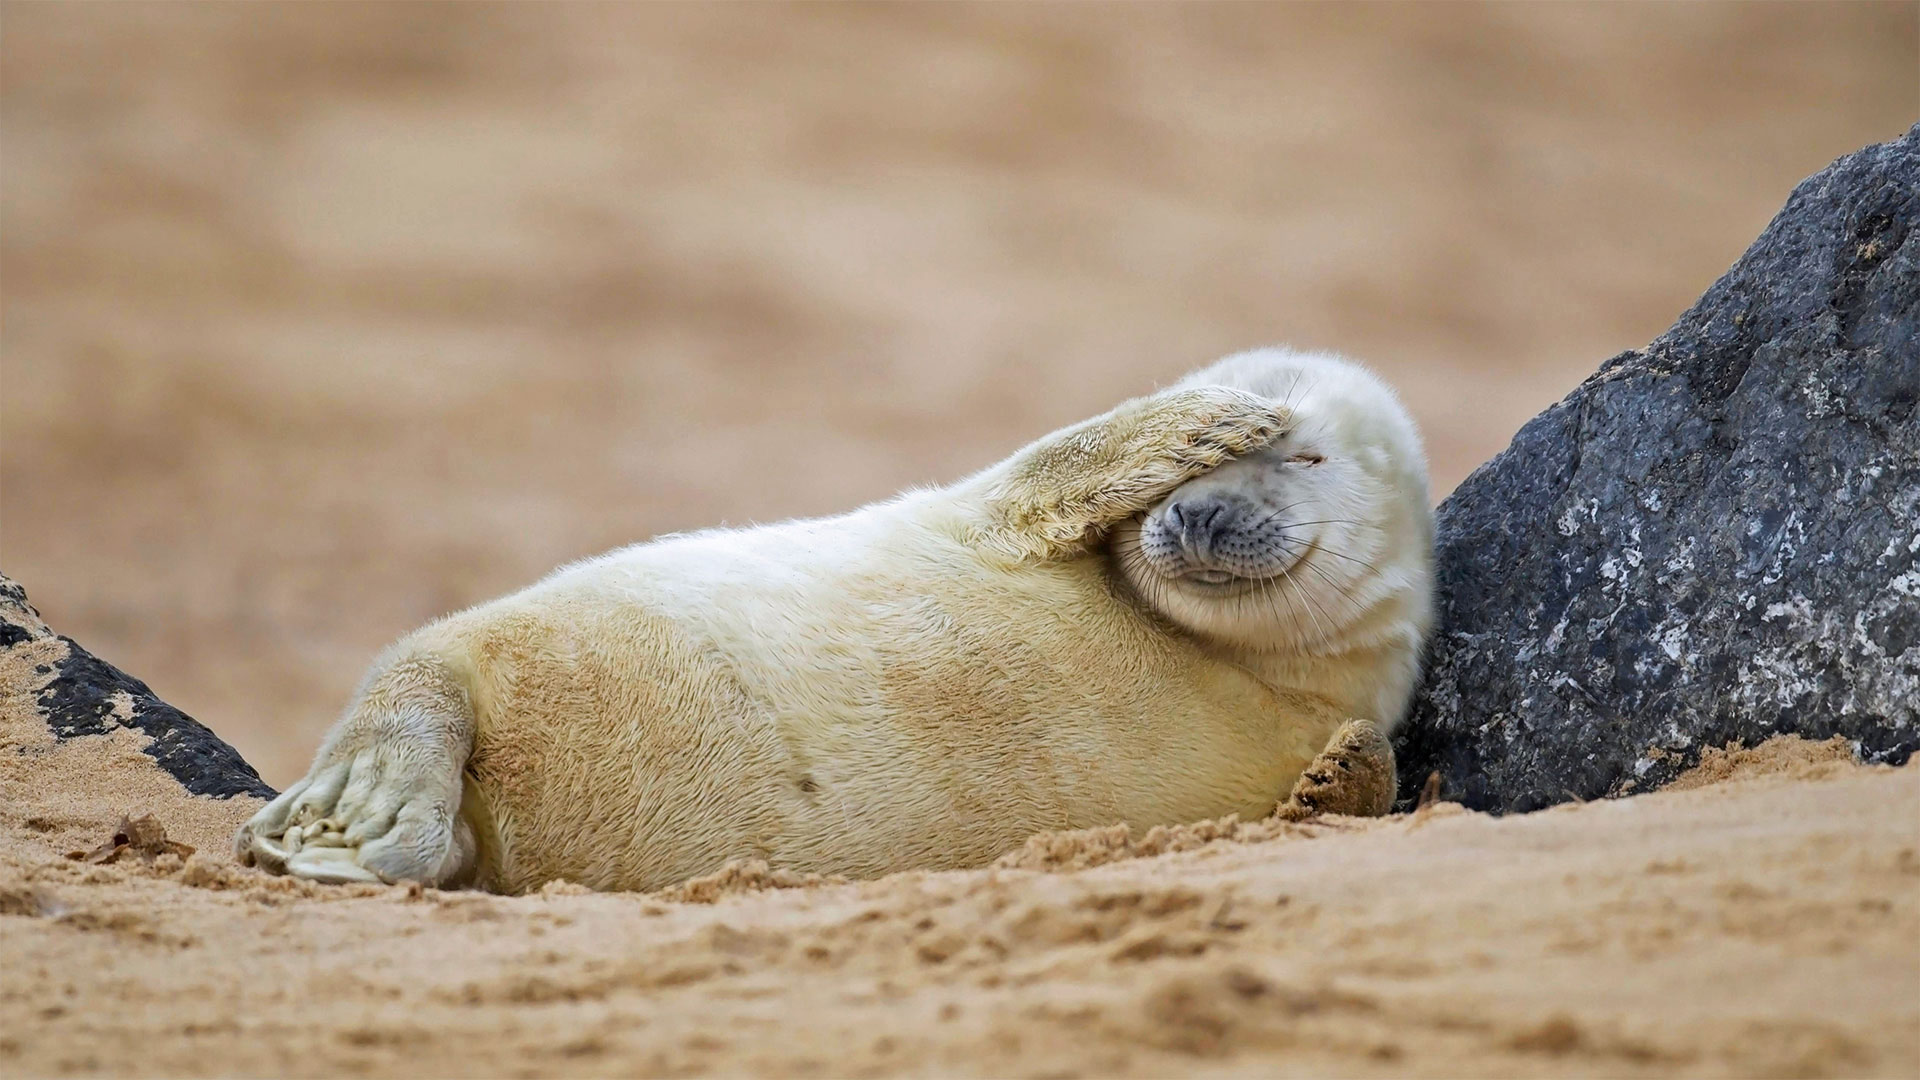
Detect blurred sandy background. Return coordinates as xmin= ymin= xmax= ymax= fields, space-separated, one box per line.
xmin=3 ymin=2 xmax=1915 ymax=786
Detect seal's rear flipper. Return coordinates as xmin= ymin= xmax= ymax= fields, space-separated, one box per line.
xmin=1276 ymin=719 xmax=1397 ymax=821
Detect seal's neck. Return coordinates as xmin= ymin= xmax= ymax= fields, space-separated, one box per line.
xmin=1211 ymin=581 xmax=1429 ymax=729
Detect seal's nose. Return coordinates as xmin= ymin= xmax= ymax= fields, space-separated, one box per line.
xmin=1165 ymin=497 xmax=1233 ymax=561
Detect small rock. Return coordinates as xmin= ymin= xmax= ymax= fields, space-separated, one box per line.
xmin=0 ymin=572 xmax=275 ymax=800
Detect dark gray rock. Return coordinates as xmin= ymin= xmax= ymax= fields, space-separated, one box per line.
xmin=1397 ymin=126 xmax=1920 ymax=812
xmin=0 ymin=571 xmax=276 ymax=799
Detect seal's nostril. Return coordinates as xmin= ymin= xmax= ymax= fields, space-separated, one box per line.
xmin=1189 ymin=503 xmax=1225 ymax=535
xmin=1167 ymin=499 xmax=1231 ymax=559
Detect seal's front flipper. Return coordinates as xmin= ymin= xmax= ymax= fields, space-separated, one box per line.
xmin=1276 ymin=719 xmax=1397 ymax=821
xmin=964 ymin=386 xmax=1288 ymax=561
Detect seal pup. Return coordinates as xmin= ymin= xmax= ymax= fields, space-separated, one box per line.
xmin=237 ymin=347 xmax=1433 ymax=892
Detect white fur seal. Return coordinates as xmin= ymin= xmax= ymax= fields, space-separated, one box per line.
xmin=237 ymin=347 xmax=1434 ymax=892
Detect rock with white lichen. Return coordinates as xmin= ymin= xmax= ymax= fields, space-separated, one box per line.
xmin=1395 ymin=125 xmax=1920 ymax=813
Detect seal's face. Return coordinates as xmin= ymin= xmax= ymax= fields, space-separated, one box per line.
xmin=1111 ymin=348 xmax=1433 ymax=657
xmin=1129 ymin=438 xmax=1332 ymax=592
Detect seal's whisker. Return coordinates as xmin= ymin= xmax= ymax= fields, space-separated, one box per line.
xmin=1261 ymin=558 xmax=1335 ymax=648
xmin=1296 ymin=555 xmax=1364 ymax=616
xmin=1256 ymin=571 xmax=1311 ymax=650
xmin=1113 ymin=542 xmax=1173 ymax=616
xmin=1301 ymin=545 xmax=1381 ymax=573
xmin=1244 ymin=501 xmax=1305 ymax=534
xmin=1278 ymin=372 xmax=1319 ymax=419
xmin=1291 ymin=576 xmax=1344 ymax=649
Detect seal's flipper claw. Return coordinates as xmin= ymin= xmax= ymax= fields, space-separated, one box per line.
xmin=1277 ymin=719 xmax=1396 ymax=821
xmin=285 ymin=846 xmax=386 ymax=884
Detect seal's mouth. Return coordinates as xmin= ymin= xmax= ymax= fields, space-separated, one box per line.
xmin=1165 ymin=561 xmax=1293 ymax=594
xmin=1153 ymin=540 xmax=1315 ymax=594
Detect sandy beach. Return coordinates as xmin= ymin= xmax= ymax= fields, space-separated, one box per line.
xmin=3 ymin=688 xmax=1915 ymax=1078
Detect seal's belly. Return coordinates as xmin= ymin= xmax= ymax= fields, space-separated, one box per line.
xmin=761 ymin=576 xmax=1322 ymax=877
xmin=454 ymin=516 xmax=1337 ymax=892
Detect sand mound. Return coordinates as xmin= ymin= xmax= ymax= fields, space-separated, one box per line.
xmin=3 ymin=698 xmax=1916 ymax=1077
xmin=653 ymin=859 xmax=847 ymax=905
xmin=1666 ymin=735 xmax=1865 ymax=791
xmin=993 ymin=812 xmax=1395 ymax=874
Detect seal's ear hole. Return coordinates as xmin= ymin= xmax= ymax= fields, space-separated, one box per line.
xmin=1286 ymin=453 xmax=1326 ymax=466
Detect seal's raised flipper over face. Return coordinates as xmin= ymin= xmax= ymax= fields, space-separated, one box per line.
xmin=962 ymin=386 xmax=1289 ymax=562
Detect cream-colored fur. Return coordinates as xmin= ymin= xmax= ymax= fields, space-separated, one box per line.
xmin=1114 ymin=350 xmax=1435 ymax=729
xmin=237 ymin=348 xmax=1434 ymax=893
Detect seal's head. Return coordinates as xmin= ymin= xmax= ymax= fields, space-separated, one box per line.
xmin=1112 ymin=348 xmax=1433 ymax=681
